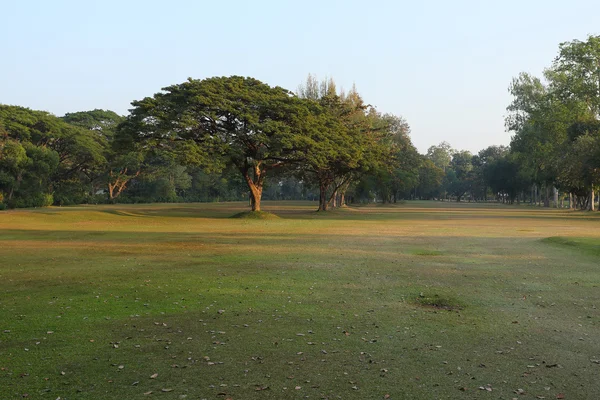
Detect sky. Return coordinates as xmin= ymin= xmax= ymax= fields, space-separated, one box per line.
xmin=2 ymin=0 xmax=600 ymax=154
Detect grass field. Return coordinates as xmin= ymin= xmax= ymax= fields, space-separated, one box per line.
xmin=1 ymin=201 xmax=599 ymax=399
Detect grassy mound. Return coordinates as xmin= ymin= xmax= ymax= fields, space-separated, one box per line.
xmin=230 ymin=210 xmax=280 ymax=219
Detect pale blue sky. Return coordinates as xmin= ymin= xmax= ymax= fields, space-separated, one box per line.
xmin=2 ymin=0 xmax=600 ymax=153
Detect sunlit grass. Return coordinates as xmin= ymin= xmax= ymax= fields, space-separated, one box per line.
xmin=0 ymin=201 xmax=599 ymax=399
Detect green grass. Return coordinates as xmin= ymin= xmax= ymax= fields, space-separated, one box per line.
xmin=1 ymin=201 xmax=599 ymax=399
xmin=542 ymin=236 xmax=600 ymax=257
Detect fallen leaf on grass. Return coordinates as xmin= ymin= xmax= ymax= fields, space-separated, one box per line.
xmin=150 ymin=373 xmax=158 ymax=379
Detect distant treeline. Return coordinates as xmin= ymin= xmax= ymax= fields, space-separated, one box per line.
xmin=2 ymin=36 xmax=600 ymax=211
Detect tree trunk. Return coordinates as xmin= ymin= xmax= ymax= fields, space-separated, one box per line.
xmin=319 ymin=182 xmax=328 ymax=211
xmin=241 ymin=163 xmax=265 ymax=212
xmin=107 ymin=168 xmax=140 ymax=201
xmin=250 ymin=187 xmax=262 ymax=211
xmin=327 ymin=190 xmax=339 ymax=209
xmin=553 ymin=187 xmax=559 ymax=208
xmin=108 ymin=183 xmax=115 ymax=200
xmin=580 ymin=194 xmax=589 ymax=210
xmin=544 ymin=185 xmax=550 ymax=207
xmin=8 ymin=173 xmax=23 ymax=201
xmin=569 ymin=193 xmax=573 ymax=209
xmin=530 ymin=185 xmax=534 ymax=205
xmin=589 ymin=186 xmax=596 ymax=211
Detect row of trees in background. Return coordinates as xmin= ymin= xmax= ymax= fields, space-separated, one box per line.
xmin=0 ymin=76 xmax=417 ymax=211
xmin=377 ymin=34 xmax=600 ymax=211
xmin=2 ymin=35 xmax=600 ymax=211
xmin=0 ymin=96 xmax=529 ymax=211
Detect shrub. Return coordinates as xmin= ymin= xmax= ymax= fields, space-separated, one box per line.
xmin=9 ymin=193 xmax=54 ymax=208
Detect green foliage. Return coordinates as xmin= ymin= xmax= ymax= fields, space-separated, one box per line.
xmin=426 ymin=141 xmax=453 ymax=171
xmin=557 ymin=133 xmax=600 ymax=193
xmin=485 ymin=153 xmax=529 ymax=203
xmin=503 ymin=35 xmax=600 ymax=208
xmin=298 ymin=76 xmax=400 ymax=209
xmin=415 ymin=158 xmax=444 ymax=199
xmin=549 ymin=35 xmax=600 ymax=118
xmin=1 ymin=75 xmax=419 ymax=209
xmin=62 ymin=109 xmax=124 ymax=139
xmin=371 ymin=114 xmax=420 ymax=202
xmin=0 ymin=105 xmax=109 ymax=208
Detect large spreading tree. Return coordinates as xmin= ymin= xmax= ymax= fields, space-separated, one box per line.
xmin=122 ymin=76 xmax=319 ymax=211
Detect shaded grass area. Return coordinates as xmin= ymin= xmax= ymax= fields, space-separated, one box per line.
xmin=1 ymin=201 xmax=599 ymax=399
xmin=542 ymin=236 xmax=600 ymax=257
